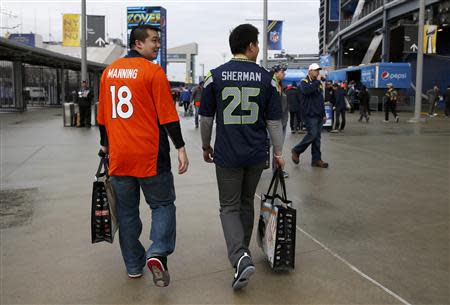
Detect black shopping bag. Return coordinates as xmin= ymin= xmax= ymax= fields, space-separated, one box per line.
xmin=257 ymin=169 xmax=296 ymax=271
xmin=91 ymin=155 xmax=118 ymax=244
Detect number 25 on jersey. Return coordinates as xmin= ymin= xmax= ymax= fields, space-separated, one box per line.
xmin=222 ymin=87 xmax=260 ymax=125
xmin=110 ymin=85 xmax=134 ymax=119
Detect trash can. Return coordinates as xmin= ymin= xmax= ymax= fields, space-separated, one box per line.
xmin=63 ymin=102 xmax=75 ymax=127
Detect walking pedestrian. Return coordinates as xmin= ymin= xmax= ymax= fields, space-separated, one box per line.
xmin=291 ymin=63 xmax=329 ymax=168
xmin=180 ymin=88 xmax=191 ymax=116
xmin=199 ymin=23 xmax=285 ymax=290
xmin=330 ymin=83 xmax=346 ymax=133
xmin=97 ymin=24 xmax=189 ymax=286
xmin=358 ymin=85 xmax=370 ymax=123
xmin=384 ymin=83 xmax=399 ymax=123
xmin=286 ymin=81 xmax=302 ymax=133
xmin=190 ymin=81 xmax=204 ymax=128
xmin=427 ymin=85 xmax=440 ymax=117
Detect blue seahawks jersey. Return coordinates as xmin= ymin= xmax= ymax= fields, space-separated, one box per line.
xmin=199 ymin=58 xmax=282 ymax=168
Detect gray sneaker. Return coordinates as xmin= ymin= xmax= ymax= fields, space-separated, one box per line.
xmin=232 ymin=252 xmax=255 ymax=290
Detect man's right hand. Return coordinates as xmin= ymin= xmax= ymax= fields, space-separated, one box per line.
xmin=274 ymin=154 xmax=285 ymax=170
xmin=202 ymin=146 xmax=214 ymax=163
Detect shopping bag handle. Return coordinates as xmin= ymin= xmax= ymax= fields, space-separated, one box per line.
xmin=266 ymin=169 xmax=288 ymax=201
xmin=266 ymin=169 xmax=280 ymax=198
xmin=278 ymin=169 xmax=288 ymax=201
xmin=95 ymin=154 xmax=110 ymax=181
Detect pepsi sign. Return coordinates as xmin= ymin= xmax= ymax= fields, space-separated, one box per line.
xmin=377 ymin=63 xmax=411 ymax=88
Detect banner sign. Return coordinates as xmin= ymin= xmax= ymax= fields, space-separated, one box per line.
xmin=320 ymin=55 xmax=333 ymax=68
xmin=377 ymin=64 xmax=411 ymax=89
xmin=9 ymin=34 xmax=36 ymax=47
xmin=329 ymin=0 xmax=340 ymax=21
xmin=424 ymin=25 xmax=437 ymax=54
xmin=267 ymin=20 xmax=283 ymax=50
xmin=127 ymin=6 xmax=167 ymax=72
xmin=63 ymin=14 xmax=80 ymax=47
xmin=403 ymin=25 xmax=418 ymax=53
xmin=360 ymin=65 xmax=376 ymax=88
xmin=87 ymin=15 xmax=106 ymax=47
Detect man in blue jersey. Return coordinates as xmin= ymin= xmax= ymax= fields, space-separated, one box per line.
xmin=199 ymin=24 xmax=285 ymax=290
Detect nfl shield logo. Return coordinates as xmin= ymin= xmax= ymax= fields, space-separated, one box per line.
xmin=270 ymin=31 xmax=280 ymax=43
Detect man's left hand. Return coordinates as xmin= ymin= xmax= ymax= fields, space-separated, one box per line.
xmin=177 ymin=147 xmax=189 ymax=174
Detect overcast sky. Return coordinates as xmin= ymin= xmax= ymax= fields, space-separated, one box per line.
xmin=1 ymin=0 xmax=320 ymax=81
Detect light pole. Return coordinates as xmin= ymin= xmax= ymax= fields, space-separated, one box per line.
xmin=81 ymin=0 xmax=87 ymax=82
xmin=263 ymin=0 xmax=268 ymax=68
xmin=200 ymin=63 xmax=205 ymax=79
xmin=410 ymin=0 xmax=425 ymax=122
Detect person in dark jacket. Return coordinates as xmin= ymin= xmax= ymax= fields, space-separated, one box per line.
xmin=330 ymin=83 xmax=346 ymax=132
xmin=427 ymin=85 xmax=440 ymax=117
xmin=358 ymin=85 xmax=370 ymax=123
xmin=180 ymin=88 xmax=191 ymax=116
xmin=325 ymin=81 xmax=335 ymax=131
xmin=286 ymin=82 xmax=302 ymax=133
xmin=77 ymin=80 xmax=93 ymax=127
xmin=190 ymin=81 xmax=204 ymax=128
xmin=444 ymin=84 xmax=450 ymax=118
xmin=384 ymin=83 xmax=399 ymax=123
xmin=291 ymin=63 xmax=328 ymax=168
xmin=325 ymin=81 xmax=334 ymax=104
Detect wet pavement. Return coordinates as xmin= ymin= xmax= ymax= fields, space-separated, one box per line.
xmin=1 ymin=107 xmax=449 ymax=304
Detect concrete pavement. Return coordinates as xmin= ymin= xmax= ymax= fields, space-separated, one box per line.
xmin=1 ymin=107 xmax=449 ymax=304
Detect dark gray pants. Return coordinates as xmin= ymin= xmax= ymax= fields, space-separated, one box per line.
xmin=215 ymin=163 xmax=265 ymax=267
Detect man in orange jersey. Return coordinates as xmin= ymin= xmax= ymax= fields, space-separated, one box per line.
xmin=97 ymin=25 xmax=189 ymax=287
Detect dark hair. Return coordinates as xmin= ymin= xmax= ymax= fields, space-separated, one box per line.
xmin=229 ymin=24 xmax=259 ymax=55
xmin=271 ymin=63 xmax=287 ymax=73
xmin=129 ymin=25 xmax=160 ymax=49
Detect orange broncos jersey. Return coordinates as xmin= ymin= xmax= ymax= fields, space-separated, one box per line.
xmin=97 ymin=54 xmax=179 ymax=177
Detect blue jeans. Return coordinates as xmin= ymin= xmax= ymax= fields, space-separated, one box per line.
xmin=292 ymin=115 xmax=323 ymax=163
xmin=109 ymin=171 xmax=176 ymax=275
